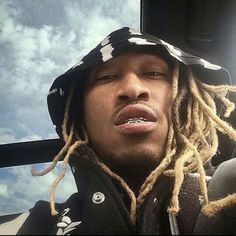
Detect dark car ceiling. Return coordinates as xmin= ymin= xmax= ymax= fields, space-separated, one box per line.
xmin=141 ymin=0 xmax=236 ymax=79
xmin=141 ymin=0 xmax=236 ymax=165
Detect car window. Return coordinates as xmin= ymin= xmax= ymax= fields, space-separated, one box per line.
xmin=0 ymin=0 xmax=140 ymax=215
xmin=0 ymin=162 xmax=76 ymax=215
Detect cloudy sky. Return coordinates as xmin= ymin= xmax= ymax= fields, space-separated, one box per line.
xmin=0 ymin=0 xmax=140 ymax=215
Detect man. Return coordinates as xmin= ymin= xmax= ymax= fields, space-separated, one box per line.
xmin=1 ymin=27 xmax=236 ymax=235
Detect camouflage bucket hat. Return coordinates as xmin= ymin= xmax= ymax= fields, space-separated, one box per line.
xmin=47 ymin=27 xmax=231 ymax=138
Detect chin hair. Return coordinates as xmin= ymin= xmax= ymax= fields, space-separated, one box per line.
xmin=105 ymin=149 xmax=163 ymax=175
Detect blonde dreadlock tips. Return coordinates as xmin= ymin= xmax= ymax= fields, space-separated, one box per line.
xmin=34 ymin=62 xmax=236 ymax=221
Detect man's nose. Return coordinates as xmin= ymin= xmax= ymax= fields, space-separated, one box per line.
xmin=116 ymin=72 xmax=151 ymax=102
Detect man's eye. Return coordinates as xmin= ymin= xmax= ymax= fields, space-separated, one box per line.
xmin=96 ymin=75 xmax=116 ymax=82
xmin=144 ymin=71 xmax=165 ymax=77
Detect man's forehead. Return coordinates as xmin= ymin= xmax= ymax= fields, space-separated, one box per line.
xmin=90 ymin=50 xmax=172 ymax=74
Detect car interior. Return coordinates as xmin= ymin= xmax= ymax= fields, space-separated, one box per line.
xmin=1 ymin=0 xmax=235 ymax=169
xmin=1 ymin=2 xmax=236 ymax=229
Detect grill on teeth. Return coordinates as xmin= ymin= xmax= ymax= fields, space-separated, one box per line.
xmin=126 ymin=117 xmax=148 ymax=124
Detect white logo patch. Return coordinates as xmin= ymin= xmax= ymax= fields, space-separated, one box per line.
xmin=101 ymin=36 xmax=110 ymax=46
xmin=200 ymin=58 xmax=221 ymax=70
xmin=160 ymin=40 xmax=182 ymax=57
xmin=56 ymin=208 xmax=82 ymax=235
xmin=129 ymin=28 xmax=142 ymax=35
xmin=72 ymin=60 xmax=83 ymax=69
xmin=128 ymin=37 xmax=156 ymax=45
xmin=100 ymin=44 xmax=114 ymax=62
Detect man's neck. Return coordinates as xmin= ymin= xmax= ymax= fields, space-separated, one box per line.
xmin=109 ymin=165 xmax=153 ymax=197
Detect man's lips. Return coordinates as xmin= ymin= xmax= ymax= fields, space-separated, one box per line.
xmin=114 ymin=104 xmax=157 ymax=134
xmin=114 ymin=104 xmax=157 ymax=125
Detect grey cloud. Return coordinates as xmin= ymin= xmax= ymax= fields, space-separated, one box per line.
xmin=0 ymin=0 xmax=140 ymax=216
xmin=0 ymin=0 xmax=140 ymax=144
xmin=8 ymin=0 xmax=67 ymax=29
xmin=0 ymin=163 xmax=76 ymax=214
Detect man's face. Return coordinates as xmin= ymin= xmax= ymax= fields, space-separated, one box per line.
xmin=83 ymin=52 xmax=173 ymax=172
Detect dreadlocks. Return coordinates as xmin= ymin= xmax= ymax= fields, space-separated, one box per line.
xmin=31 ymin=85 xmax=89 ymax=216
xmin=32 ymin=62 xmax=236 ymax=223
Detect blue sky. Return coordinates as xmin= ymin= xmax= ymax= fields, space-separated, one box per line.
xmin=0 ymin=0 xmax=140 ymax=215
xmin=0 ymin=0 xmax=140 ymax=144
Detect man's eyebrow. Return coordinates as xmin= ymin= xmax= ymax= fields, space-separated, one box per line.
xmin=92 ymin=62 xmax=116 ymax=75
xmin=89 ymin=64 xmax=112 ymax=80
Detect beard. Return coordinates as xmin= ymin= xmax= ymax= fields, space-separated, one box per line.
xmin=98 ymin=147 xmax=164 ymax=178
